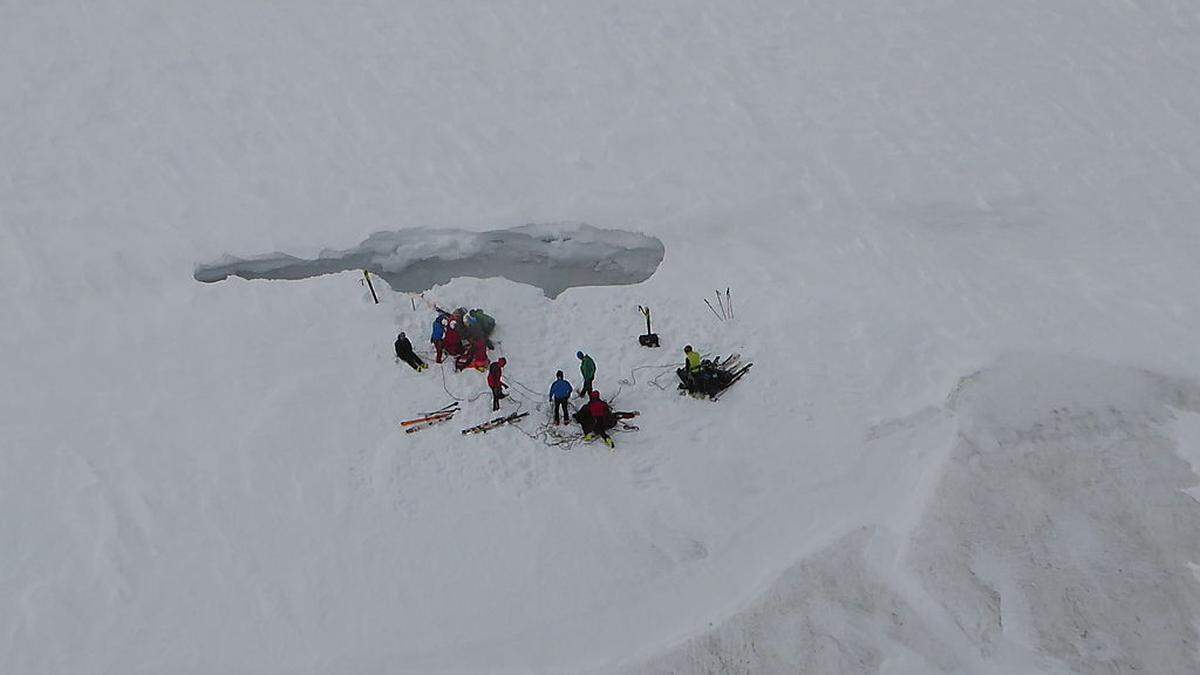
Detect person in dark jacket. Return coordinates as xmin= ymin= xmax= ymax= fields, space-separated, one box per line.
xmin=548 ymin=370 xmax=573 ymax=425
xmin=577 ymin=351 xmax=596 ymax=398
xmin=394 ymin=332 xmax=426 ymax=371
xmin=487 ymin=357 xmax=508 ymax=411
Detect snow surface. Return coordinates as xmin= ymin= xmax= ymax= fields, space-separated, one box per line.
xmin=4 ymin=1 xmax=1200 ymax=673
xmin=194 ymin=223 xmax=665 ymax=298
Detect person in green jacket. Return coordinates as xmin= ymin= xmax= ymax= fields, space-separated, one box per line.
xmin=576 ymin=351 xmax=596 ymax=398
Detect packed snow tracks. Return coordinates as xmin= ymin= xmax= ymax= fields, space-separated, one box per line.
xmin=194 ymin=223 xmax=665 ymax=298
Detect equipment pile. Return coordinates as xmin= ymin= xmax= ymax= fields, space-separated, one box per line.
xmin=677 ymin=354 xmax=753 ymax=400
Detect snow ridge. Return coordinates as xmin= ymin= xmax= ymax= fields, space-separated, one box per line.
xmin=630 ymin=355 xmax=1200 ymax=674
xmin=194 ymin=223 xmax=665 ymax=298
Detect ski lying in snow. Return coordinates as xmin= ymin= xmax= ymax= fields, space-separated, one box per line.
xmin=711 ymin=363 xmax=753 ymax=401
xmin=461 ymin=412 xmax=529 ymax=435
xmin=405 ymin=414 xmax=456 ymax=433
xmin=400 ymin=403 xmax=459 ymax=427
xmin=400 ymin=402 xmax=460 ymax=429
xmin=400 ymin=411 xmax=456 ymax=427
xmin=426 ymin=402 xmax=460 ymax=416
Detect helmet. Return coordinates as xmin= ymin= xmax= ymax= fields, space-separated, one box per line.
xmin=399 ymin=331 xmax=406 ymax=338
xmin=498 ymin=358 xmax=506 ymax=366
xmin=589 ymin=390 xmax=600 ymax=400
xmin=556 ymin=370 xmax=564 ymax=378
xmin=576 ymin=351 xmax=584 ymax=359
xmin=684 ymin=345 xmax=693 ymax=353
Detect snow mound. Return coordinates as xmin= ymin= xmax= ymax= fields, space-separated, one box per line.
xmin=630 ymin=527 xmax=961 ymax=674
xmin=632 ymin=355 xmax=1200 ymax=674
xmin=914 ymin=355 xmax=1200 ymax=672
xmin=193 ymin=223 xmax=665 ymax=298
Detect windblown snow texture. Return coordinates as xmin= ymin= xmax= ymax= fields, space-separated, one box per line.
xmin=194 ymin=224 xmax=665 ymax=298
xmin=632 ymin=356 xmax=1200 ymax=674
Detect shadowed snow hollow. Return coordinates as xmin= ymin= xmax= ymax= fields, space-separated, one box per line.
xmin=194 ymin=223 xmax=665 ymax=298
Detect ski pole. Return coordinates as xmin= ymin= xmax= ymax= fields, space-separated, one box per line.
xmin=704 ymin=298 xmax=724 ymax=321
xmin=715 ymin=290 xmax=726 ymax=319
xmin=362 ymin=270 xmax=379 ymax=304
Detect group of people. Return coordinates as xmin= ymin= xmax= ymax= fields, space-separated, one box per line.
xmin=396 ymin=307 xmax=649 ymax=447
xmin=546 ymin=352 xmax=618 ymax=447
xmin=394 ymin=306 xmax=497 ymax=373
xmin=428 ymin=307 xmax=498 ymax=372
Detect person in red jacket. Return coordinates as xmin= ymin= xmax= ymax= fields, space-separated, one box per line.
xmin=585 ymin=390 xmax=615 ymax=447
xmin=487 ymin=357 xmax=508 ymax=411
xmin=470 ymin=337 xmax=489 ymax=368
xmin=443 ymin=320 xmax=465 ymax=359
xmin=457 ymin=336 xmax=489 ymax=372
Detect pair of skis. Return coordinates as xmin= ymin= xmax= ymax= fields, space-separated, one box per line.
xmin=400 ymin=402 xmax=459 ymax=433
xmin=711 ymin=363 xmax=753 ymax=401
xmin=461 ymin=411 xmax=529 ymax=435
xmin=678 ymin=354 xmax=752 ymax=400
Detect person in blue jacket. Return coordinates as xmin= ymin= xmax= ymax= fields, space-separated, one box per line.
xmin=430 ymin=314 xmax=448 ymax=362
xmin=549 ymin=370 xmax=573 ymax=425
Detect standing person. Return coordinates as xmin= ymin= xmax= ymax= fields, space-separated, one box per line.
xmin=548 ymin=370 xmax=573 ymax=425
xmin=431 ymin=315 xmax=448 ymax=363
xmin=487 ymin=357 xmax=508 ymax=411
xmin=577 ymin=351 xmax=596 ymax=398
xmin=584 ymin=390 xmax=615 ymax=448
xmin=394 ymin=332 xmax=426 ymax=371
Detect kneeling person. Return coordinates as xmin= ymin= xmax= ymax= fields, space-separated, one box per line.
xmin=583 ymin=390 xmax=615 ymax=448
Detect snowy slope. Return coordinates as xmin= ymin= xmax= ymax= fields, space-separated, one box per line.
xmin=4 ymin=1 xmax=1200 ymax=673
